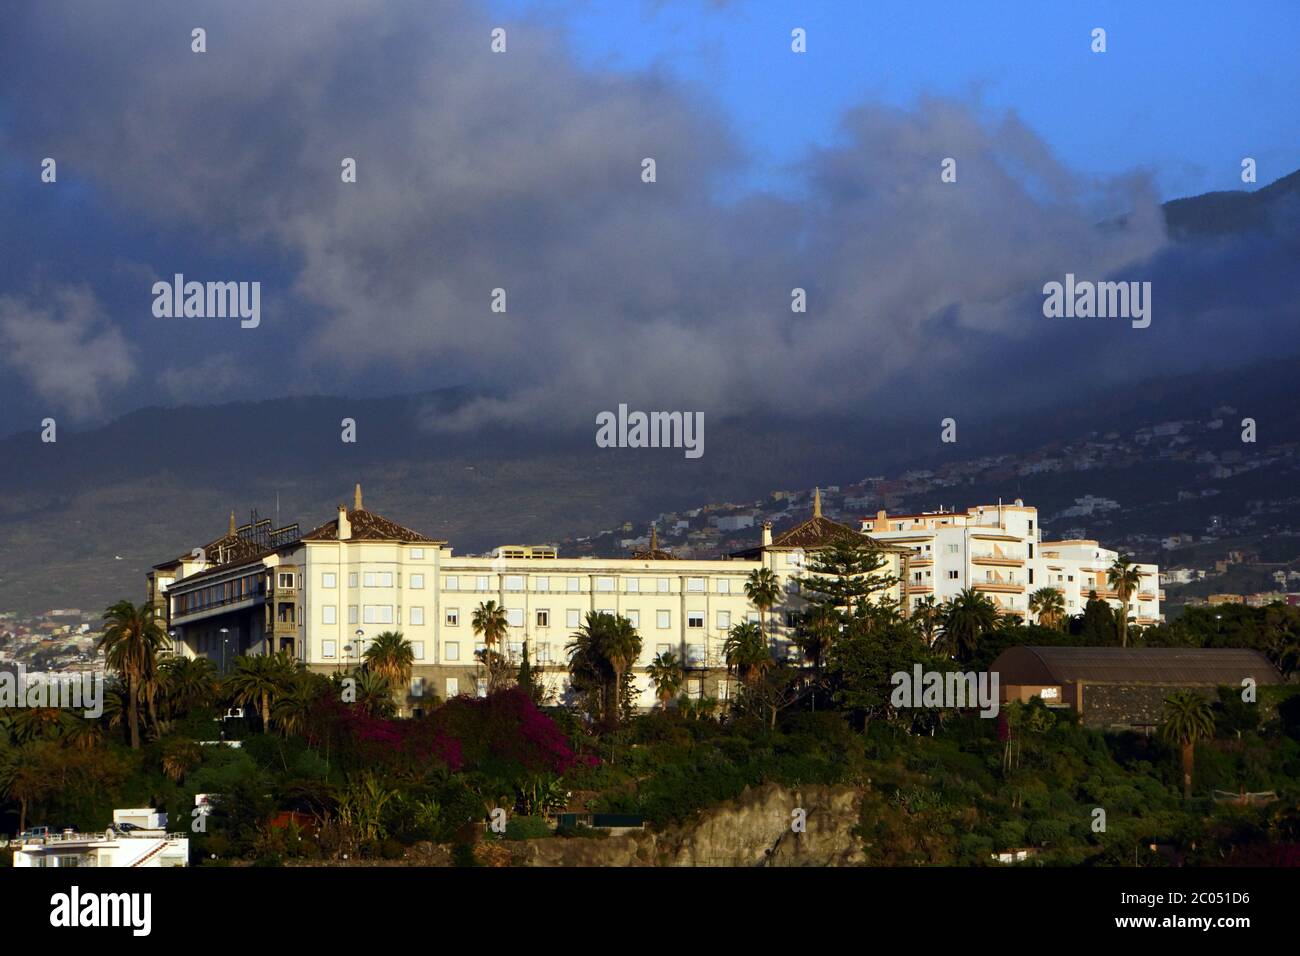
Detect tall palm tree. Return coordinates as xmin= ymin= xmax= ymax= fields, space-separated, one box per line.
xmin=601 ymin=615 xmax=642 ymax=729
xmin=744 ymin=567 xmax=782 ymax=644
xmin=724 ymin=620 xmax=773 ymax=689
xmin=99 ymin=600 xmax=168 ymax=749
xmin=0 ymin=744 xmax=52 ymax=833
xmin=471 ymin=601 xmax=510 ymax=690
xmin=1107 ymin=557 xmax=1143 ymax=647
xmin=939 ymin=588 xmax=999 ymax=664
xmin=225 ymin=653 xmax=296 ymax=732
xmin=364 ymin=631 xmax=416 ymax=715
xmin=160 ymin=738 xmax=202 ymax=783
xmin=646 ymin=651 xmax=684 ymax=710
xmin=1160 ymin=690 xmax=1215 ymax=799
xmin=353 ymin=668 xmax=397 ymax=718
xmin=1028 ymin=587 xmax=1066 ymax=631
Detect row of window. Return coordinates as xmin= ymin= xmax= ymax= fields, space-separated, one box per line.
xmin=175 ymin=572 xmax=265 ymax=615
xmin=319 ymin=638 xmax=738 ymax=675
xmin=319 ymin=605 xmax=757 ymax=630
xmin=400 ymin=675 xmax=728 ymax=702
xmin=315 ymin=572 xmax=748 ymax=594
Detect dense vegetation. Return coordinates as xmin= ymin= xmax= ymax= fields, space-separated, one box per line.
xmin=2 ymin=552 xmax=1298 ymax=867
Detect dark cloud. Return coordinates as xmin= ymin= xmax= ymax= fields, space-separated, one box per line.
xmin=0 ymin=0 xmax=1289 ymax=432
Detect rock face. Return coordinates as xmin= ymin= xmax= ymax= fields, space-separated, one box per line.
xmin=509 ymin=783 xmax=866 ymax=867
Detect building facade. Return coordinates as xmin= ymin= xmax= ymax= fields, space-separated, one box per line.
xmin=150 ymin=486 xmax=907 ymax=709
xmin=860 ymin=500 xmax=1162 ymax=624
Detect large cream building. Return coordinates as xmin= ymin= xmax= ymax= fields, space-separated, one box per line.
xmin=148 ymin=486 xmax=907 ymax=709
xmin=859 ymin=500 xmax=1162 ymax=625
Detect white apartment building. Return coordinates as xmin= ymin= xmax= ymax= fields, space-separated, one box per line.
xmin=860 ymin=500 xmax=1161 ymax=625
xmin=12 ymin=809 xmax=188 ymax=868
xmin=150 ymin=487 xmax=907 ymax=709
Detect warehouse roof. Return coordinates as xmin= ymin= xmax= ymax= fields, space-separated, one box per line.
xmin=991 ymin=646 xmax=1284 ymax=686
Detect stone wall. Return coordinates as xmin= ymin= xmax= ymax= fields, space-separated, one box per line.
xmin=1081 ymin=683 xmax=1218 ymax=730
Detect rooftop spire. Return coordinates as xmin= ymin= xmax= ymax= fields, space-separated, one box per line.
xmin=649 ymin=525 xmax=659 ymax=551
xmin=228 ymin=510 xmax=237 ymax=535
xmin=813 ymin=487 xmax=822 ymax=518
xmin=354 ymin=483 xmax=363 ymax=511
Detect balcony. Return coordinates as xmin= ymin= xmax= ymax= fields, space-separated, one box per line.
xmin=974 ymin=581 xmax=1025 ymax=594
xmin=971 ymin=553 xmax=1023 ymax=567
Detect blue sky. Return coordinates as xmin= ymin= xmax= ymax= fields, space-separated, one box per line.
xmin=491 ymin=0 xmax=1300 ymax=200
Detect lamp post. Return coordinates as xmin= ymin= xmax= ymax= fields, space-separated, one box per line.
xmin=220 ymin=627 xmax=229 ymax=674
xmin=354 ymin=628 xmax=365 ymax=667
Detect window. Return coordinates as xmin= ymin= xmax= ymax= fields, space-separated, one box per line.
xmin=348 ymin=605 xmax=358 ymax=625
xmin=410 ymin=676 xmax=424 ymax=697
xmin=445 ymin=677 xmax=459 ymax=697
xmin=322 ymin=605 xmax=337 ymax=625
xmin=625 ymin=609 xmax=640 ymax=628
xmin=410 ymin=548 xmax=424 ymax=560
xmin=410 ymin=606 xmax=425 ymax=626
xmin=445 ymin=575 xmax=459 ymax=590
xmin=323 ymin=640 xmax=337 ymax=658
xmin=1028 ymin=544 xmax=1034 ymax=559
xmin=687 ymin=611 xmax=704 ymax=629
xmin=687 ymin=678 xmax=703 ymax=700
xmin=506 ymin=608 xmax=524 ymax=628
xmin=381 ymin=572 xmax=393 ymax=587
xmin=626 ymin=577 xmax=639 ymax=593
xmin=657 ymin=610 xmax=671 ymax=629
xmin=536 ymin=576 xmax=550 ymax=592
xmin=717 ymin=610 xmax=730 ymax=630
xmin=746 ymin=611 xmax=759 ymax=624
xmin=595 ymin=576 xmax=615 ymax=592
xmin=410 ymin=574 xmax=425 ymax=590
xmin=717 ymin=680 xmax=731 ymax=701
xmin=566 ymin=609 xmax=581 ymax=629
xmin=536 ymin=610 xmax=550 ymax=628
xmin=445 ymin=608 xmax=460 ymax=626
xmin=507 ymin=641 xmax=523 ymax=658
xmin=278 ymin=572 xmax=295 ymax=589
xmin=1028 ymin=569 xmax=1034 ymax=585
xmin=946 ymin=543 xmax=959 ymax=554
xmin=657 ymin=578 xmax=670 ymax=593
xmin=656 ymin=643 xmax=671 ymax=657
xmin=475 ymin=679 xmax=487 ymax=698
xmin=537 ymin=643 xmax=551 ymax=663
xmin=322 ymin=573 xmax=337 ymax=588
xmin=505 ymin=575 xmax=524 ymax=591
xmin=363 ymin=572 xmax=376 ymax=587
xmin=475 ymin=576 xmax=490 ymax=591
xmin=717 ymin=579 xmax=731 ymax=594
xmin=363 ymin=605 xmax=394 ymax=624
xmin=785 ymin=611 xmax=799 ymax=627
xmin=567 ymin=577 xmax=581 ymax=592
xmin=411 ymin=641 xmax=425 ymax=661
xmin=687 ymin=644 xmax=704 ymax=665
xmin=687 ymin=577 xmax=705 ymax=593
xmin=947 ymin=570 xmax=960 ymax=580
xmin=445 ymin=642 xmax=460 ymax=662
xmin=348 ymin=572 xmax=358 ymax=588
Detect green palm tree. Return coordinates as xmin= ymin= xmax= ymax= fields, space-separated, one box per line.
xmin=909 ymin=595 xmax=942 ymax=647
xmin=1028 ymin=587 xmax=1066 ymax=631
xmin=272 ymin=677 xmax=321 ymax=737
xmin=225 ymin=653 xmax=296 ymax=732
xmin=566 ymin=612 xmax=642 ymax=729
xmin=646 ymin=651 xmax=684 ymax=711
xmin=364 ymin=631 xmax=416 ymax=715
xmin=940 ymin=588 xmax=999 ymax=664
xmin=744 ymin=567 xmax=782 ymax=643
xmin=0 ymin=744 xmax=53 ymax=833
xmin=472 ymin=601 xmax=510 ymax=691
xmin=353 ymin=668 xmax=396 ymax=718
xmin=1160 ymin=690 xmax=1215 ymax=799
xmin=601 ymin=615 xmax=642 ymax=729
xmin=158 ymin=656 xmax=218 ymax=718
xmin=724 ymin=620 xmax=773 ymax=689
xmin=99 ymin=600 xmax=168 ymax=748
xmin=1107 ymin=557 xmax=1143 ymax=647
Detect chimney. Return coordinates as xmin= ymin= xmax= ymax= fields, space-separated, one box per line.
xmin=337 ymin=504 xmax=351 ymax=541
xmin=761 ymin=521 xmax=772 ymax=547
xmin=876 ymin=509 xmax=887 ymax=524
xmin=354 ymin=483 xmax=363 ymax=511
xmin=228 ymin=511 xmax=237 ymax=536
